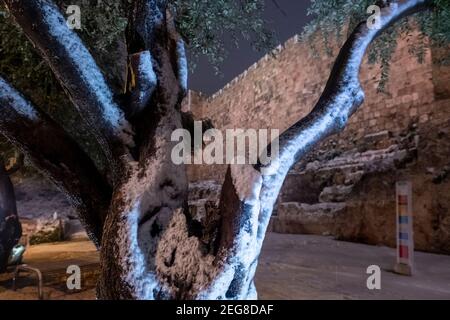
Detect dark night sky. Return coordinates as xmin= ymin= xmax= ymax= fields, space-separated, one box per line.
xmin=188 ymin=0 xmax=312 ymax=95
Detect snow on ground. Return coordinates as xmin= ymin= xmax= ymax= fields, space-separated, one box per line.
xmin=256 ymin=233 xmax=450 ymax=300
xmin=1 ymin=233 xmax=449 ymax=300
xmin=13 ymin=176 xmax=76 ymax=222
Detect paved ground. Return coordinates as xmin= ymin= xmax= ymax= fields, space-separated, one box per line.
xmin=256 ymin=234 xmax=450 ymax=300
xmin=1 ymin=233 xmax=449 ymax=300
xmin=0 ymin=241 xmax=98 ymax=300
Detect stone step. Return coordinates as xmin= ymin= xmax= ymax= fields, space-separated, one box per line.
xmin=319 ymin=185 xmax=354 ymax=203
xmin=272 ymin=202 xmax=346 ymax=236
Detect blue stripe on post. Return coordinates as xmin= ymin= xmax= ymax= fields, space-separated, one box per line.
xmin=399 ymin=216 xmax=409 ymax=224
xmin=399 ymin=232 xmax=409 ymax=240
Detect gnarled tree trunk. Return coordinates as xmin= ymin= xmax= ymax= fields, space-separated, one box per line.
xmin=0 ymin=155 xmax=22 ymax=273
xmin=0 ymin=0 xmax=432 ymax=299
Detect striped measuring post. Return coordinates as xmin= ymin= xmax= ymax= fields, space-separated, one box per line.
xmin=394 ymin=181 xmax=414 ymax=276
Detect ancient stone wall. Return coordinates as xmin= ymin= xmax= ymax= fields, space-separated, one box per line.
xmin=185 ymin=32 xmax=449 ymax=181
xmin=183 ymin=31 xmax=450 ymax=254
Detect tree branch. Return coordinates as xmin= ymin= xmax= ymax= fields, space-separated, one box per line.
xmin=127 ymin=51 xmax=157 ymax=116
xmin=126 ymin=0 xmax=185 ymax=162
xmin=0 ymin=157 xmax=21 ymax=272
xmin=166 ymin=10 xmax=188 ymax=96
xmin=3 ymin=0 xmax=134 ymax=183
xmin=210 ymin=0 xmax=433 ymax=299
xmin=257 ymin=0 xmax=432 ymax=232
xmin=126 ymin=0 xmax=186 ymax=115
xmin=97 ymin=2 xmax=195 ymax=300
xmin=127 ymin=0 xmax=165 ymax=53
xmin=0 ymin=77 xmax=111 ymax=246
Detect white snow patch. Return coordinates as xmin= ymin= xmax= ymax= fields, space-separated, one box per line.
xmin=230 ymin=164 xmax=262 ymax=204
xmin=39 ymin=1 xmax=134 ymax=146
xmin=0 ymin=77 xmax=39 ymax=120
xmin=116 ymin=197 xmax=159 ymax=299
xmin=176 ymin=40 xmax=188 ymax=92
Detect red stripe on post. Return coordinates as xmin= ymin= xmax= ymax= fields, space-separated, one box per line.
xmin=398 ymin=195 xmax=408 ymax=205
xmin=399 ymin=245 xmax=409 ymax=259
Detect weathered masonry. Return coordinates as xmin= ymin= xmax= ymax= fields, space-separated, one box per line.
xmin=183 ymin=31 xmax=450 ymax=254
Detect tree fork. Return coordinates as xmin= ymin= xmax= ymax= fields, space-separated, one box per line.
xmin=0 ymin=0 xmax=434 ymax=299
xmin=208 ymin=0 xmax=433 ymax=299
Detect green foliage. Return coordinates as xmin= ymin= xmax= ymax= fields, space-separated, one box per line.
xmin=302 ymin=0 xmax=450 ymax=92
xmin=0 ymin=0 xmax=272 ymax=169
xmin=1 ymin=0 xmax=271 ymax=95
xmin=168 ymin=0 xmax=273 ymax=72
xmin=0 ymin=0 xmax=128 ymax=108
xmin=3 ymin=0 xmax=447 ymax=103
xmin=0 ymin=1 xmax=119 ymax=173
xmin=0 ymin=4 xmax=67 ymax=112
xmin=56 ymin=0 xmax=128 ymax=53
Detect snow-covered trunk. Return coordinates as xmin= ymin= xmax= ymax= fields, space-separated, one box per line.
xmin=97 ymin=100 xmax=190 ymax=299
xmin=1 ymin=0 xmax=433 ymax=299
xmin=96 ymin=1 xmax=247 ymax=299
xmin=204 ymin=0 xmax=434 ymax=299
xmin=97 ymin=1 xmax=192 ymax=298
xmin=0 ymin=160 xmax=21 ymax=272
xmin=96 ymin=0 xmax=432 ymax=300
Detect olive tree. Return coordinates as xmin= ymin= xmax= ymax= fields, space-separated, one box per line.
xmin=0 ymin=0 xmax=448 ymax=299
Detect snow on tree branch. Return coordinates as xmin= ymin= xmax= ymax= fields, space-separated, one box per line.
xmin=128 ymin=0 xmax=165 ymax=52
xmin=3 ymin=0 xmax=134 ymax=179
xmin=0 ymin=76 xmax=111 ymax=245
xmin=128 ymin=51 xmax=157 ymax=116
xmin=0 ymin=77 xmax=39 ymax=121
xmin=259 ymin=0 xmax=432 ymax=213
xmin=208 ymin=0 xmax=433 ymax=300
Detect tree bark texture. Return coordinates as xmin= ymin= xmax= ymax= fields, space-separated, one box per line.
xmin=0 ymin=159 xmax=21 ymax=273
xmin=0 ymin=0 xmax=432 ymax=298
